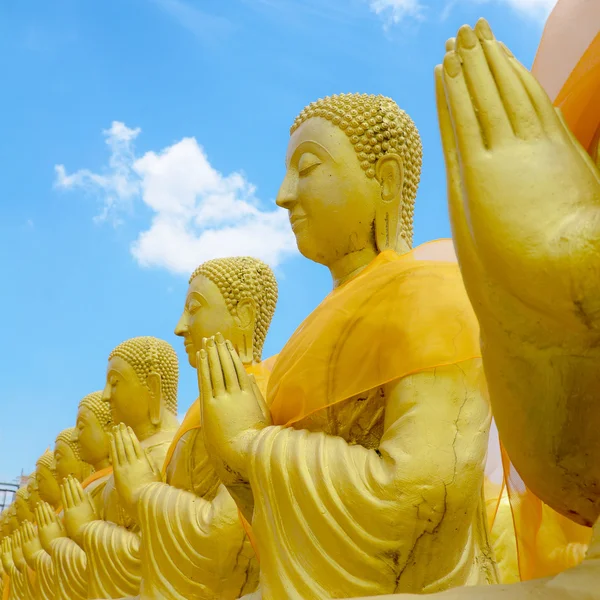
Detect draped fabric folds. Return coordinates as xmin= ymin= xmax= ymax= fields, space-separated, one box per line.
xmin=135 ymin=359 xmax=275 ymax=600
xmin=493 ymin=0 xmax=600 ymax=582
xmin=242 ymin=241 xmax=497 ymax=599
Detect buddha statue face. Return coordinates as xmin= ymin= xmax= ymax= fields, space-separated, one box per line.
xmin=54 ymin=437 xmax=81 ymax=482
xmin=26 ymin=474 xmax=40 ymax=510
xmin=13 ymin=491 xmax=33 ymax=523
xmin=75 ymin=405 xmax=110 ymax=466
xmin=175 ymin=258 xmax=278 ymax=367
xmin=175 ymin=275 xmax=239 ymax=368
xmin=102 ymin=336 xmax=178 ymax=431
xmin=277 ymin=94 xmax=421 ymax=265
xmin=6 ymin=506 xmax=18 ymax=533
xmin=104 ymin=355 xmax=155 ymax=429
xmin=278 ymin=116 xmax=383 ymax=265
xmin=36 ymin=463 xmax=61 ymax=507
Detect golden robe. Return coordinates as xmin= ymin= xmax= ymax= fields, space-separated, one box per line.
xmin=51 ymin=468 xmax=113 ymax=600
xmin=245 ymin=242 xmax=496 ymax=599
xmin=135 ymin=359 xmax=276 ymax=600
xmin=82 ymin=434 xmax=173 ymax=598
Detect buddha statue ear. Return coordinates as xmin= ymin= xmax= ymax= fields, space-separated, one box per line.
xmin=146 ymin=372 xmax=163 ymax=426
xmin=234 ymin=298 xmax=257 ymax=364
xmin=374 ymin=154 xmax=404 ymax=252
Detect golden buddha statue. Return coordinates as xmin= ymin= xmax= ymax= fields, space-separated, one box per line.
xmin=26 ymin=474 xmax=41 ymax=515
xmin=35 ymin=451 xmax=61 ymax=510
xmin=199 ymin=93 xmax=498 ymax=599
xmin=108 ymin=257 xmax=278 ymax=600
xmin=13 ymin=489 xmax=34 ymax=526
xmin=55 ymin=428 xmax=94 ymax=484
xmin=62 ymin=336 xmax=179 ymax=598
xmin=51 ymin=391 xmax=114 ymax=600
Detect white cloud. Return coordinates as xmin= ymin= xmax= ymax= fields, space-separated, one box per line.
xmin=54 ymin=122 xmax=297 ymax=275
xmin=368 ymin=0 xmax=426 ymax=25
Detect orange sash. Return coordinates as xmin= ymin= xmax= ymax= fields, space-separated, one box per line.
xmin=268 ymin=240 xmax=481 ymax=426
xmin=81 ymin=466 xmax=113 ymax=489
xmin=2 ymin=574 xmax=9 ymax=600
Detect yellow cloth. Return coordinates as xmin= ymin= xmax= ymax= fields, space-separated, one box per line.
xmin=493 ymin=1 xmax=600 ymax=581
xmin=245 ymin=241 xmax=496 ymax=598
xmin=268 ymin=241 xmax=481 ymax=426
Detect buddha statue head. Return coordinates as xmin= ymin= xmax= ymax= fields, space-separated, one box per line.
xmin=25 ymin=472 xmax=40 ymax=511
xmin=175 ymin=257 xmax=278 ymax=366
xmin=102 ymin=336 xmax=179 ymax=438
xmin=35 ymin=450 xmax=61 ymax=508
xmin=13 ymin=487 xmax=33 ymax=524
xmin=73 ymin=390 xmax=113 ymax=470
xmin=54 ymin=427 xmax=94 ymax=483
xmin=277 ymin=93 xmax=422 ymax=268
xmin=5 ymin=504 xmax=19 ymax=534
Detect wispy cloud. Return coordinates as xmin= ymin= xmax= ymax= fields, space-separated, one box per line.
xmin=54 ymin=123 xmax=297 ymax=275
xmin=151 ymin=0 xmax=234 ymax=41
xmin=368 ymin=0 xmax=426 ymax=26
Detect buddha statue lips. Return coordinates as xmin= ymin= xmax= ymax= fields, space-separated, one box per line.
xmin=199 ymin=93 xmax=497 ymax=600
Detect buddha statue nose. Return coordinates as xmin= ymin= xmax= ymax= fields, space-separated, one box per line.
xmin=276 ymin=171 xmax=298 ymax=211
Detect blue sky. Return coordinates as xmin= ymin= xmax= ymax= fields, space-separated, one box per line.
xmin=0 ymin=0 xmax=555 ymax=482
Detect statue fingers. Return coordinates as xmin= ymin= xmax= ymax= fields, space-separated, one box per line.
xmin=445 ymin=37 xmax=455 ymax=52
xmin=216 ymin=333 xmax=241 ymax=393
xmin=61 ymin=479 xmax=72 ymax=509
xmin=121 ymin=423 xmax=138 ymax=464
xmin=113 ymin=424 xmax=128 ymax=467
xmin=455 ymin=24 xmax=512 ymax=147
xmin=126 ymin=426 xmax=144 ymax=461
xmin=227 ymin=340 xmax=252 ymax=393
xmin=206 ymin=337 xmax=226 ymax=397
xmin=501 ymin=42 xmax=566 ymax=140
xmin=474 ymin=19 xmax=542 ymax=140
xmin=197 ymin=349 xmax=214 ymax=403
xmin=442 ymin=51 xmax=484 ymax=157
xmin=108 ymin=432 xmax=119 ymax=469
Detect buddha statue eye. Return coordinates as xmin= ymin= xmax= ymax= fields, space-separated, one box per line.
xmin=188 ymin=299 xmax=202 ymax=315
xmin=298 ymin=152 xmax=322 ymax=176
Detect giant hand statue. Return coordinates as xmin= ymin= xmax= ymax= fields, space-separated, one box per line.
xmin=348 ymin=13 xmax=600 ymax=600
xmin=76 ymin=336 xmax=179 ymax=598
xmin=199 ymin=94 xmax=499 ymax=599
xmin=437 ymin=16 xmax=600 ymax=529
xmin=109 ymin=256 xmax=278 ymax=600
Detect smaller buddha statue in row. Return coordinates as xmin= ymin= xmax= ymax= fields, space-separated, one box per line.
xmin=110 ymin=257 xmax=278 ymax=600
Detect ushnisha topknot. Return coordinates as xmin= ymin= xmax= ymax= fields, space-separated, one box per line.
xmin=79 ymin=391 xmax=112 ymax=431
xmin=291 ymin=93 xmax=422 ymax=246
xmin=109 ymin=336 xmax=179 ymax=415
xmin=189 ymin=257 xmax=278 ymax=362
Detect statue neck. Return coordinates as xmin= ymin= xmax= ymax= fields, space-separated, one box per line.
xmin=329 ymin=247 xmax=378 ymax=289
xmin=131 ymin=411 xmax=179 ymax=442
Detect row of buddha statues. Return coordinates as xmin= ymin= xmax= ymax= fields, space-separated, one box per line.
xmin=1 ymin=14 xmax=599 ymax=600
